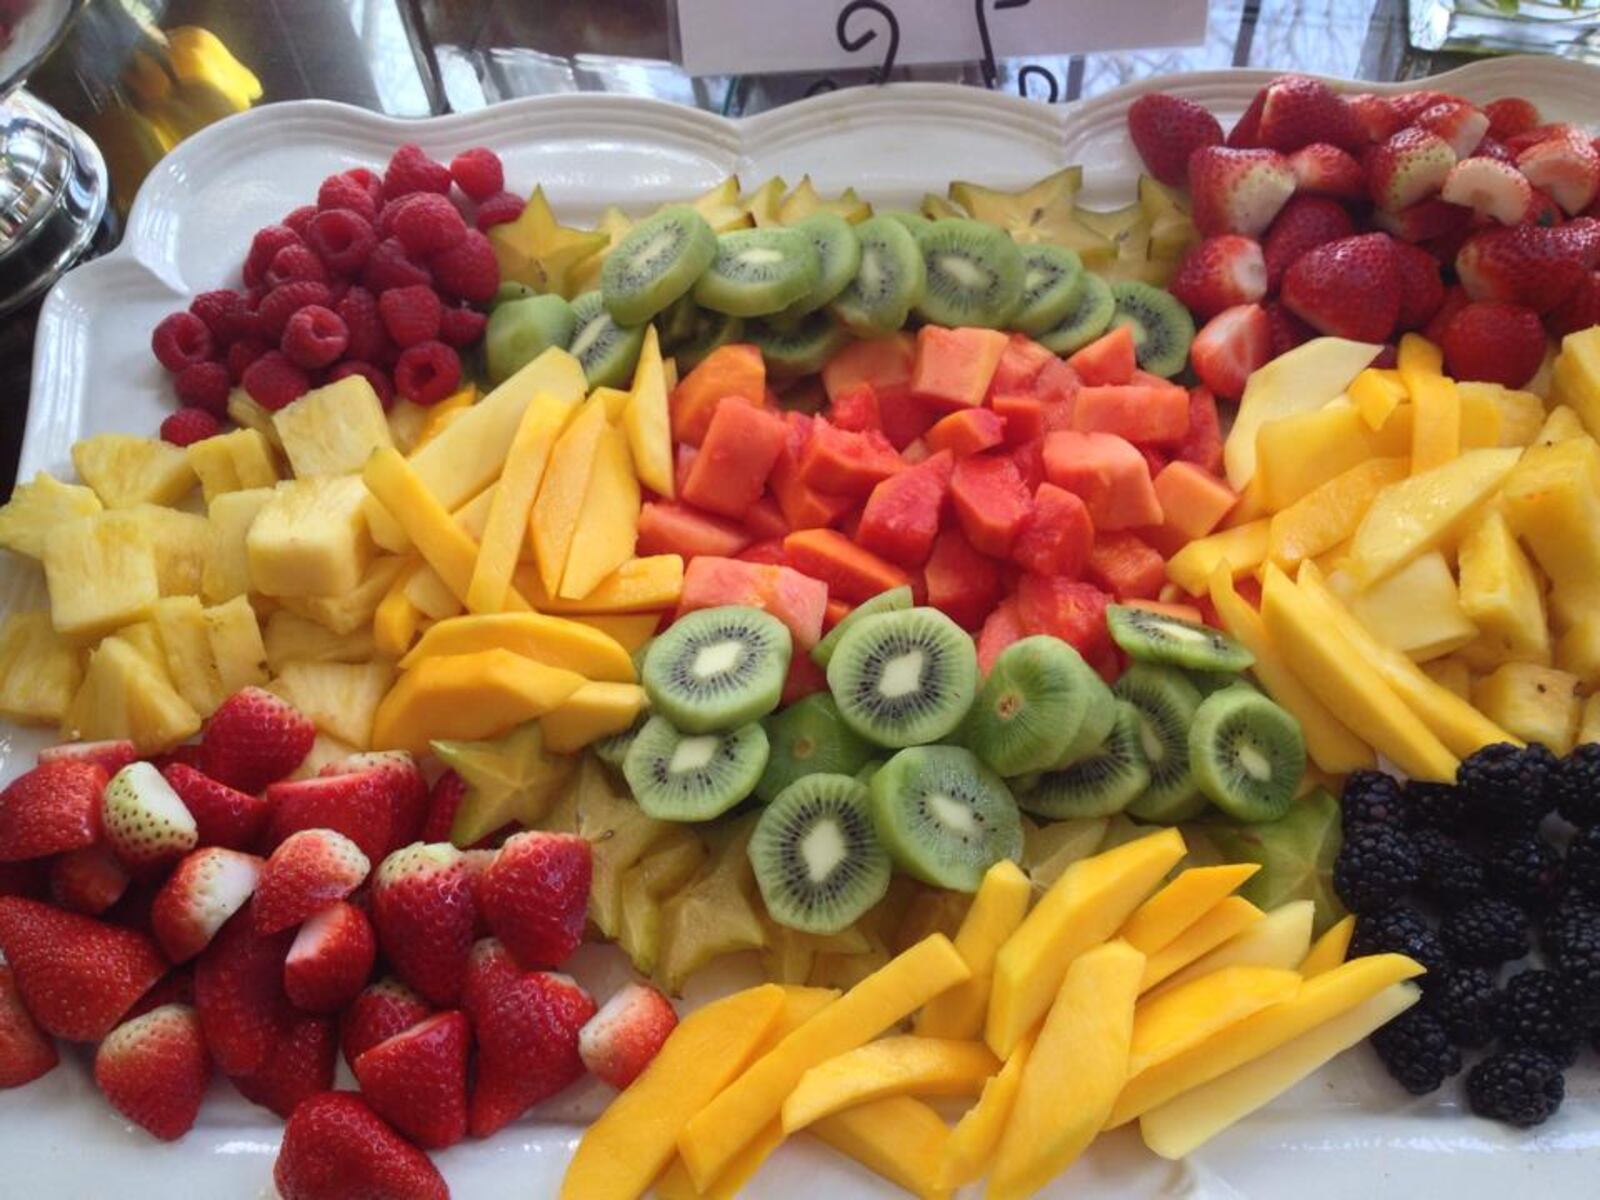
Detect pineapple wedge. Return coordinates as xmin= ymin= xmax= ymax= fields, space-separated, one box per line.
xmin=264 ymin=610 xmax=378 ymax=673
xmin=204 ymin=595 xmax=270 ymax=695
xmin=247 ymin=476 xmax=373 ymax=597
xmin=71 ymin=433 xmax=196 ymax=508
xmin=43 ymin=511 xmax=161 ymax=640
xmin=65 ymin=635 xmax=200 ymax=753
xmin=1501 ymin=437 xmax=1600 ymax=591
xmin=1537 ymin=405 xmax=1588 ymax=446
xmin=272 ymin=375 xmax=394 ymax=477
xmin=227 ymin=388 xmax=283 ymax=450
xmin=1580 ymin=694 xmax=1600 ymax=746
xmin=274 ymin=659 xmax=394 ymax=749
xmin=1348 ymin=551 xmax=1477 ymax=662
xmin=0 ymin=612 xmax=81 ymax=724
xmin=1456 ymin=507 xmax=1550 ymax=665
xmin=151 ymin=595 xmax=226 ymax=716
xmin=1551 ymin=325 xmax=1600 ymax=434
xmin=126 ymin=505 xmax=210 ymax=597
xmin=0 ymin=473 xmax=101 ymax=559
xmin=278 ymin=555 xmax=407 ymax=636
xmin=186 ymin=429 xmax=278 ymax=502
xmin=1555 ymin=616 xmax=1600 ymax=687
xmin=1473 ymin=663 xmax=1581 ymax=754
xmin=116 ymin=620 xmax=175 ymax=684
xmin=201 ymin=487 xmax=274 ymax=604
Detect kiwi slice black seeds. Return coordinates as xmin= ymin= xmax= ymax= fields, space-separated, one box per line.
xmin=622 ymin=715 xmax=769 ymax=822
xmin=1190 ymin=688 xmax=1307 ymax=822
xmin=601 ymin=205 xmax=718 ymax=326
xmin=914 ymin=218 xmax=1026 ymax=329
xmin=641 ymin=606 xmax=791 ymax=734
xmin=1107 ymin=604 xmax=1255 ymax=673
xmin=826 ymin=608 xmax=978 ymax=749
xmin=868 ymin=745 xmax=1023 ymax=892
xmin=1018 ymin=701 xmax=1150 ymax=820
xmin=749 ymin=774 xmax=891 ymax=934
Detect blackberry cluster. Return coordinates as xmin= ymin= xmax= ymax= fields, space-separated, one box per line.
xmin=1428 ymin=966 xmax=1500 ymax=1049
xmin=1565 ymin=824 xmax=1600 ymax=901
xmin=1485 ymin=834 xmax=1564 ymax=910
xmin=1440 ymin=898 xmax=1531 ymax=968
xmin=1411 ymin=827 xmax=1487 ymax=908
xmin=1334 ymin=823 xmax=1420 ymax=913
xmin=1340 ymin=770 xmax=1407 ymax=831
xmin=1466 ymin=1050 xmax=1566 ymax=1127
xmin=1349 ymin=906 xmax=1449 ymax=978
xmin=1404 ymin=779 xmax=1467 ymax=832
xmin=1369 ymin=1007 xmax=1461 ymax=1094
xmin=1458 ymin=742 xmax=1556 ymax=832
xmin=1552 ymin=743 xmax=1600 ymax=827
xmin=1494 ymin=970 xmax=1581 ymax=1068
xmin=1547 ymin=911 xmax=1600 ymax=1022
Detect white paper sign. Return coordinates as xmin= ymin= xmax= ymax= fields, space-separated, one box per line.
xmin=675 ymin=0 xmax=1207 ymax=78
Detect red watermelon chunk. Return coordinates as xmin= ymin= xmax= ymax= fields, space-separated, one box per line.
xmin=681 ymin=397 xmax=787 ymax=519
xmin=1174 ymin=386 xmax=1224 ymax=475
xmin=636 ymin=502 xmax=751 ymax=560
xmin=1011 ymin=437 xmax=1047 ymax=491
xmin=1042 ymin=431 xmax=1163 ymax=531
xmin=737 ymin=539 xmax=789 ymax=566
xmin=925 ymin=408 xmax=1007 ymax=457
xmin=1012 ymin=483 xmax=1094 ymax=578
xmin=826 ymin=381 xmax=881 ymax=433
xmin=1015 ymin=574 xmax=1113 ymax=660
xmin=677 ymin=556 xmax=828 ymax=648
xmin=1065 ymin=325 xmax=1136 ymax=386
xmin=1071 ymin=383 xmax=1191 ymax=446
xmin=783 ymin=529 xmax=911 ymax=605
xmin=769 ymin=412 xmax=856 ymax=530
xmin=975 ymin=598 xmax=1025 ymax=674
xmin=988 ymin=334 xmax=1055 ymax=397
xmin=911 ymin=326 xmax=1010 ymax=410
xmin=781 ymin=652 xmax=829 ymax=705
xmin=950 ymin=453 xmax=1034 ymax=558
xmin=744 ymin=495 xmax=789 ymax=541
xmin=798 ymin=418 xmax=903 ymax=498
xmin=857 ymin=449 xmax=954 ymax=569
xmin=924 ymin=528 xmax=1003 ymax=631
xmin=1087 ymin=532 xmax=1166 ymax=600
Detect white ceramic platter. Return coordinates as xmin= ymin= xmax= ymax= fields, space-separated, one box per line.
xmin=8 ymin=56 xmax=1600 ymax=1199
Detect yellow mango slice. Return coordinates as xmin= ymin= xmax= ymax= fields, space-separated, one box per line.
xmin=529 ymin=396 xmax=610 ymax=595
xmin=1501 ymin=436 xmax=1600 ymax=591
xmin=560 ymin=984 xmax=785 ymax=1200
xmin=989 ymin=940 xmax=1143 ymax=1200
xmin=1409 ymin=372 xmax=1461 ymax=474
xmin=1166 ymin=519 xmax=1270 ymax=596
xmin=369 ymin=648 xmax=584 ymax=754
xmin=915 ymin=859 xmax=1030 ymax=1040
xmin=782 ymin=1036 xmax=996 ymax=1133
xmin=1140 ymin=981 xmax=1420 ymax=1159
xmin=987 ymin=827 xmax=1184 ymax=1058
xmin=412 ymin=385 xmax=477 ymax=451
xmin=373 ymin=563 xmax=422 ymax=660
xmin=568 ymin=612 xmax=660 ymax=653
xmin=466 ymin=391 xmax=579 ymax=614
xmin=623 ymin=325 xmax=674 ymax=498
xmin=1130 ymin=966 xmax=1301 ymax=1076
xmin=1348 ymin=550 xmax=1478 ymax=662
xmin=1255 ymin=404 xmax=1398 ymax=512
xmin=1141 ymin=896 xmax=1263 ymax=992
xmin=1149 ymin=901 xmax=1314 ymax=998
xmin=541 ymin=681 xmax=646 ymax=753
xmin=677 ymin=934 xmax=969 ymax=1190
xmin=1397 ymin=331 xmax=1443 ymax=386
xmin=400 ymin=611 xmax=634 ymax=681
xmin=1267 ymin=457 xmax=1408 ymax=572
xmin=1225 ymin=338 xmax=1382 ymax=488
xmin=1350 ymin=367 xmax=1406 ymax=430
xmin=938 ymin=1032 xmax=1033 ymax=1191
xmin=516 ymin=554 xmax=684 ymax=614
xmin=1300 ymin=913 xmax=1356 ymax=977
xmin=812 ymin=1096 xmax=953 ymax=1200
xmin=1107 ymin=951 xmax=1425 ymax=1128
xmin=1119 ymin=863 xmax=1259 ymax=957
xmin=559 ymin=422 xmax=641 ymax=600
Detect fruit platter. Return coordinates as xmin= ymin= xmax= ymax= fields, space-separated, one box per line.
xmin=5 ymin=53 xmax=1600 ymax=1199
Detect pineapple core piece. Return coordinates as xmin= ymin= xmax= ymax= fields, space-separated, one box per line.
xmin=202 ymin=487 xmax=274 ymax=605
xmin=43 ymin=510 xmax=161 ymax=640
xmin=247 ymin=476 xmax=373 ymax=597
xmin=272 ymin=375 xmax=394 ymax=478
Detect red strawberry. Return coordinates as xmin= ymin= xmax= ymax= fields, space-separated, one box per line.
xmin=38 ymin=739 xmax=137 ymax=777
xmin=1344 ymin=92 xmax=1403 ymax=144
xmin=1125 ymin=92 xmax=1223 ymax=187
xmin=285 ymin=901 xmax=377 ymax=1014
xmin=320 ymin=750 xmax=428 ymax=850
xmin=1370 ymin=196 xmax=1473 ymax=246
xmin=0 ymin=897 xmax=166 ymax=1041
xmin=49 ymin=844 xmax=130 ymax=914
xmin=1189 ymin=304 xmax=1272 ymax=402
xmin=1423 ymin=284 xmax=1472 ymax=345
xmin=0 ymin=964 xmax=56 ymax=1088
xmin=102 ymin=762 xmax=198 ymax=873
xmin=1414 ymin=99 xmax=1489 ymax=159
xmin=1526 ymin=186 xmax=1566 ymax=227
xmin=1168 ymin=235 xmax=1267 ymax=321
xmin=200 ymin=687 xmax=316 ymax=793
xmin=0 ymin=759 xmax=105 ymax=861
xmin=267 ymin=770 xmax=394 ymax=863
xmin=193 ymin=903 xmax=293 ymax=1075
xmin=1367 ymin=127 xmax=1456 ymax=212
xmin=233 ymin=1011 xmax=337 ymax=1118
xmin=1387 ymin=90 xmax=1458 ymax=125
xmin=1187 ymin=147 xmax=1295 ymax=237
xmin=151 ymin=848 xmax=262 ymax=962
xmin=93 ymin=1003 xmax=210 ymax=1140
xmin=1440 ymin=156 xmax=1533 ymax=225
xmin=578 ymin=982 xmax=678 ymax=1090
xmin=476 ymin=831 xmax=591 ymax=970
xmin=340 ymin=977 xmax=432 ymax=1069
xmin=254 ymin=829 xmax=371 ymax=934
xmin=1474 ymin=136 xmax=1518 ymax=166
xmin=371 ymin=843 xmax=476 ymax=1006
xmin=1392 ymin=240 xmax=1446 ymax=332
xmin=1262 ymin=195 xmax=1355 ymax=289
xmin=1561 ymin=215 xmax=1600 ymax=267
xmin=274 ymin=1092 xmax=448 ymax=1200
xmin=1281 ymin=232 xmax=1401 ymax=343
xmin=463 ymin=939 xmax=594 ymax=1137
xmin=1287 ymin=142 xmax=1364 ymax=198
xmin=1547 ymin=271 xmax=1600 ymax=338
xmin=1456 ymin=223 xmax=1587 ymax=313
xmin=1226 ymin=88 xmax=1266 ymax=148
xmin=1256 ymin=74 xmax=1362 ymax=152
xmin=1441 ymin=301 xmax=1546 ymax=389
xmin=353 ymin=1011 xmax=469 ymax=1149
xmin=1485 ymin=96 xmax=1541 ymax=141
xmin=161 ymin=764 xmax=271 ymax=851
xmin=1518 ymin=130 xmax=1600 ymax=216
xmin=419 ymin=770 xmax=466 ymax=844
xmin=125 ymin=968 xmax=195 ymax=1023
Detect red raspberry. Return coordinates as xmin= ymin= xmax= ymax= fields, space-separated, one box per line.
xmin=188 ymin=290 xmax=245 ymax=342
xmin=327 ymin=360 xmax=395 ymax=409
xmin=242 ymin=350 xmax=311 ymax=411
xmin=160 ymin=408 xmax=222 ymax=447
xmin=375 ymin=194 xmax=413 ymax=240
xmin=345 ymin=167 xmax=384 ymax=207
xmin=244 ymin=225 xmax=304 ymax=289
xmin=394 ymin=341 xmax=461 ymax=406
xmin=316 ymin=172 xmax=379 ymax=223
xmin=335 ymin=286 xmax=387 ymax=361
xmin=225 ymin=337 xmax=270 ymax=383
xmin=265 ymin=243 xmax=327 ymax=288
xmin=362 ymin=237 xmax=432 ymax=293
xmin=283 ymin=205 xmax=320 ymax=238
xmin=258 ymin=280 xmax=333 ymax=338
xmin=378 ymin=284 xmax=443 ymax=348
xmin=392 ymin=193 xmax=467 ymax=257
xmin=429 ymin=230 xmax=498 ymax=304
xmin=281 ymin=305 xmax=350 ymax=369
xmin=383 ymin=143 xmax=452 ymax=201
xmin=325 ymin=278 xmax=351 ymax=308
xmin=151 ymin=312 xmax=214 ymax=372
xmin=215 ymin=301 xmax=269 ymax=344
xmin=439 ymin=306 xmax=487 ymax=347
xmin=307 ymin=209 xmax=376 ymax=277
xmin=450 ymin=148 xmax=504 ymax=202
xmin=475 ymin=191 xmax=525 ymax=230
xmin=173 ymin=361 xmax=232 ymax=416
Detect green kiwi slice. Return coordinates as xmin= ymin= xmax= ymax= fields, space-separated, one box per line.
xmin=855 ymin=760 xmax=885 ymax=786
xmin=622 ymin=715 xmax=769 ymax=821
xmin=1189 ymin=687 xmax=1307 ymax=822
xmin=1009 ymin=245 xmax=1086 ymax=337
xmin=747 ymin=310 xmax=851 ymax=378
xmin=602 ymin=205 xmax=718 ymax=326
xmin=1114 ymin=664 xmax=1204 ymax=822
xmin=1017 ymin=701 xmax=1149 ymax=819
xmin=914 ymin=218 xmax=1026 ymax=330
xmin=879 ymin=210 xmax=932 ymax=238
xmin=829 ymin=215 xmax=926 ymax=338
xmin=783 ymin=213 xmax=862 ymax=318
xmin=673 ymin=308 xmax=745 ymax=371
xmin=1108 ymin=280 xmax=1195 ymax=379
xmin=593 ymin=713 xmax=646 ymax=770
xmin=1106 ymin=605 xmax=1255 ymax=673
xmin=868 ymin=745 xmax=1023 ymax=893
xmin=749 ymin=773 xmax=891 ymax=934
xmin=958 ymin=635 xmax=1100 ymax=777
xmin=1037 ymin=271 xmax=1115 ymax=355
xmin=485 ymin=295 xmax=577 ymax=385
xmin=1188 ymin=670 xmax=1254 ymax=696
xmin=810 ymin=585 xmax=914 ymax=670
xmin=569 ymin=291 xmax=647 ymax=389
xmin=1054 ymin=665 xmax=1118 ymax=768
xmin=657 ymin=293 xmax=701 ymax=349
xmin=692 ymin=228 xmax=821 ymax=318
xmin=756 ymin=694 xmax=875 ymax=803
xmin=641 ymin=605 xmax=790 ymax=734
xmin=827 ymin=607 xmax=978 ymax=749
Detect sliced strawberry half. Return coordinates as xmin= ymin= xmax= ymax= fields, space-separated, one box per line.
xmin=232 ymin=1010 xmax=337 ymax=1119
xmin=285 ymin=901 xmax=377 ymax=1014
xmin=319 ymin=750 xmax=428 ymax=851
xmin=1518 ymin=130 xmax=1600 ymax=216
xmin=1188 ymin=146 xmax=1295 ymax=237
xmin=193 ymin=902 xmax=294 ymax=1076
xmin=353 ymin=1010 xmax=470 ymax=1149
xmin=267 ymin=770 xmax=394 ymax=864
xmin=477 ymin=831 xmax=591 ymax=970
xmin=1440 ymin=156 xmax=1534 ymax=225
xmin=1287 ymin=142 xmax=1365 ymax=198
xmin=578 ymin=982 xmax=678 ymax=1090
xmin=37 ymin=739 xmax=137 ymax=778
xmin=1368 ymin=127 xmax=1456 ymax=212
xmin=103 ymin=761 xmax=198 ymax=873
xmin=151 ymin=847 xmax=263 ymax=963
xmin=93 ymin=1003 xmax=210 ymax=1141
xmin=1256 ymin=74 xmax=1363 ymax=152
xmin=274 ymin=1092 xmax=448 ymax=1200
xmin=254 ymin=829 xmax=371 ymax=934
xmin=371 ymin=843 xmax=476 ymax=1007
xmin=200 ymin=687 xmax=316 ymax=793
xmin=1484 ymin=96 xmax=1541 ymax=142
xmin=49 ymin=844 xmax=130 ymax=915
xmin=340 ymin=977 xmax=432 ymax=1069
xmin=1168 ymin=235 xmax=1267 ymax=321
xmin=0 ymin=759 xmax=105 ymax=862
xmin=1414 ymin=99 xmax=1489 ymax=159
xmin=1189 ymin=304 xmax=1272 ymax=402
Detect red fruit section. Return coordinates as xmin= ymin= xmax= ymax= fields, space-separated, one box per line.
xmin=670 ymin=344 xmax=765 ymax=447
xmin=925 ymin=408 xmax=1007 ymax=457
xmin=680 ymin=398 xmax=787 ymax=519
xmin=678 ymin=556 xmax=828 ymax=649
xmin=1043 ymin=431 xmax=1163 ymax=531
xmin=1065 ymin=325 xmax=1137 ymax=386
xmin=1071 ymin=383 xmax=1191 ymax=445
xmin=857 ymin=451 xmax=954 ymax=569
xmin=910 ymin=326 xmax=1010 ymax=409
xmin=925 ymin=528 xmax=1004 ymax=631
xmin=950 ymin=454 xmax=1034 ymax=558
xmin=1012 ymin=483 xmax=1094 ymax=578
xmin=636 ymin=502 xmax=751 ymax=560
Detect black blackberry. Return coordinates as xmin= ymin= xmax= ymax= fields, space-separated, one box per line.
xmin=1485 ymin=832 xmax=1564 ymax=910
xmin=1340 ymin=770 xmax=1407 ymax=832
xmin=1495 ymin=969 xmax=1581 ymax=1067
xmin=1369 ymin=1005 xmax=1461 ymax=1094
xmin=1553 ymin=743 xmax=1600 ymax=827
xmin=1458 ymin=742 xmax=1556 ymax=832
xmin=1334 ymin=823 xmax=1421 ymax=914
xmin=1466 ymin=1049 xmax=1564 ymax=1128
xmin=1411 ymin=827 xmax=1487 ymax=908
xmin=1440 ymin=897 xmax=1531 ymax=967
xmin=1426 ymin=965 xmax=1501 ymax=1048
xmin=1404 ymin=780 xmax=1467 ymax=833
xmin=1349 ymin=906 xmax=1450 ymax=980
xmin=1546 ymin=903 xmax=1600 ymax=1021
xmin=1564 ymin=823 xmax=1600 ymax=902
xmin=1543 ymin=895 xmax=1600 ymax=958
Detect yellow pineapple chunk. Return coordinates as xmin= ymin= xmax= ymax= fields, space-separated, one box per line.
xmin=115 ymin=621 xmax=174 ymax=684
xmin=278 ymin=556 xmax=406 ymax=636
xmin=70 ymin=433 xmax=196 ymax=508
xmin=1461 ymin=383 xmax=1544 ymax=448
xmin=227 ymin=389 xmax=283 ymax=450
xmin=1555 ymin=616 xmax=1600 ymax=688
xmin=201 ymin=487 xmax=273 ymax=604
xmin=151 ymin=595 xmax=226 ymax=716
xmin=124 ymin=505 xmax=210 ymax=598
xmin=1457 ymin=507 xmax=1550 ymax=665
xmin=1473 ymin=663 xmax=1581 ymax=754
xmin=1423 ymin=657 xmax=1472 ymax=700
xmin=65 ymin=635 xmax=200 ymax=752
xmin=204 ymin=595 xmax=270 ymax=695
xmin=1349 ymin=551 xmax=1477 ymax=662
xmin=264 ymin=610 xmax=378 ymax=673
xmin=274 ymin=659 xmax=394 ymax=749
xmin=186 ymin=429 xmax=278 ymax=502
xmin=1551 ymin=325 xmax=1600 ymax=434
xmin=404 ymin=564 xmax=463 ymax=620
xmin=1501 ymin=437 xmax=1600 ymax=591
xmin=272 ymin=375 xmax=394 ymax=477
xmin=0 ymin=612 xmax=81 ymax=724
xmin=43 ymin=511 xmax=161 ymax=640
xmin=0 ymin=473 xmax=101 ymax=559
xmin=247 ymin=476 xmax=372 ymax=597
xmin=1537 ymin=405 xmax=1588 ymax=446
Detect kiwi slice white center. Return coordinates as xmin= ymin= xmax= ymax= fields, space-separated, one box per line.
xmin=692 ymin=639 xmax=744 ymax=679
xmin=1238 ymin=744 xmax=1272 ymax=782
xmin=637 ymin=227 xmax=679 ymax=262
xmin=1139 ymin=717 xmax=1167 ymax=766
xmin=879 ymin=650 xmax=926 ymax=699
xmin=800 ymin=820 xmax=848 ymax=882
xmin=668 ymin=735 xmax=719 ymax=774
xmin=738 ymin=247 xmax=786 ymax=268
xmin=928 ymin=792 xmax=977 ymax=833
xmin=935 ymin=254 xmax=988 ymax=289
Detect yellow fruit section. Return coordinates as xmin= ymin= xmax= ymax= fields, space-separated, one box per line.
xmin=1300 ymin=914 xmax=1356 ymax=978
xmin=370 ymin=648 xmax=584 ymax=754
xmin=1473 ymin=662 xmax=1581 ymax=754
xmin=559 ymin=422 xmax=641 ymax=600
xmin=247 ymin=476 xmax=372 ymax=598
xmin=1140 ymin=896 xmax=1264 ymax=992
xmin=1551 ymin=325 xmax=1600 ymax=433
xmin=939 ymin=1032 xmax=1033 ymax=1191
xmin=400 ymin=612 xmax=635 ymax=682
xmin=516 ymin=554 xmax=684 ymax=614
xmin=70 ymin=433 xmax=196 ymax=509
xmin=43 ymin=511 xmax=161 ymax=641
xmin=781 ymin=1035 xmax=997 ymax=1132
xmin=623 ymin=326 xmax=674 ymax=498
xmin=1129 ymin=966 xmax=1302 ymax=1076
xmin=528 ymin=396 xmax=610 ymax=596
xmin=1150 ymin=901 xmax=1314 ymax=997
xmin=271 ymin=375 xmax=394 ymax=477
xmin=0 ymin=612 xmax=80 ymax=724
xmin=811 ymin=1096 xmax=953 ymax=1200
xmin=915 ymin=859 xmax=1031 ymax=1040
xmin=1266 ymin=457 xmax=1407 ymax=572
xmin=1408 ymin=372 xmax=1461 ymax=474
xmin=0 ymin=473 xmax=101 ymax=559
xmin=1457 ymin=506 xmax=1551 ymax=664
xmin=541 ymin=681 xmax=646 ymax=753
xmin=1347 ymin=550 xmax=1477 ymax=662
xmin=1166 ymin=520 xmax=1270 ymax=596
xmin=1119 ymin=864 xmax=1260 ymax=957
xmin=1254 ymin=405 xmax=1398 ymax=512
